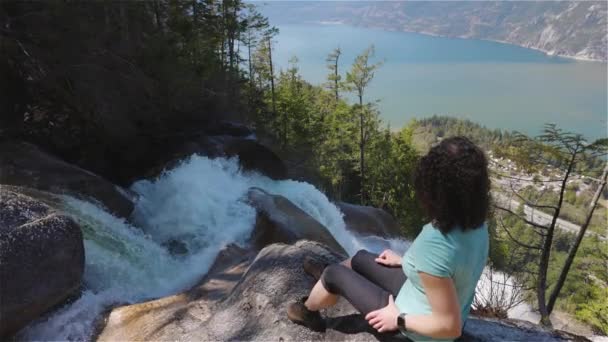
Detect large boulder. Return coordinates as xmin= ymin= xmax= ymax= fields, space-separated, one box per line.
xmin=223 ymin=138 xmax=287 ymax=180
xmin=143 ymin=135 xmax=287 ymax=181
xmin=336 ymin=202 xmax=402 ymax=238
xmin=97 ymin=241 xmax=586 ymax=341
xmin=0 ymin=188 xmax=85 ymax=337
xmin=246 ymin=187 xmax=346 ymax=254
xmin=203 ymin=120 xmax=254 ymax=137
xmin=0 ymin=141 xmax=135 ymax=218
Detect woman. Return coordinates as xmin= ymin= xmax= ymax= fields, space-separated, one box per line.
xmin=287 ymin=136 xmax=490 ymax=341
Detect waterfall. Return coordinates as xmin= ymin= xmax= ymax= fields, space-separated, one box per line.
xmin=18 ymin=155 xmax=409 ymax=341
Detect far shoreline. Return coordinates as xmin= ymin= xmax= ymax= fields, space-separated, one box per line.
xmin=312 ymin=20 xmax=607 ymax=63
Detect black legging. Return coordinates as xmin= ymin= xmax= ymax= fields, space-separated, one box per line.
xmin=320 ymin=250 xmax=407 ymax=315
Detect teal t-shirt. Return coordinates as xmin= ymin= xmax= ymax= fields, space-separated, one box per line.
xmin=395 ymin=223 xmax=489 ymax=342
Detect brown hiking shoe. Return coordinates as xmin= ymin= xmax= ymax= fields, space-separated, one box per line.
xmin=303 ymin=256 xmax=327 ymax=281
xmin=286 ymin=297 xmax=326 ymax=332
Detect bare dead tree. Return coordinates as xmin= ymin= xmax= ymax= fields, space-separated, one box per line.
xmin=493 ymin=124 xmax=607 ymax=326
xmin=473 ymin=266 xmax=527 ymax=318
xmin=546 ymin=163 xmax=608 ymax=314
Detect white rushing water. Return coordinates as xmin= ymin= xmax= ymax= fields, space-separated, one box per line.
xmin=18 ymin=155 xmax=409 ymax=341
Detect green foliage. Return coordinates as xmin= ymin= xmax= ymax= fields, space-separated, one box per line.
xmin=251 ymin=47 xmax=425 ymax=237
xmin=343 ymin=45 xmax=384 ymax=203
xmin=487 ymin=216 xmax=510 ymax=270
xmin=547 ymin=235 xmax=608 ymax=334
xmin=409 ymin=115 xmax=512 ymax=154
xmin=365 ymin=126 xmax=426 ymax=237
xmin=325 ymin=47 xmax=342 ymax=101
xmin=575 ymin=285 xmax=608 ymax=334
xmin=344 ymin=45 xmax=383 ymax=103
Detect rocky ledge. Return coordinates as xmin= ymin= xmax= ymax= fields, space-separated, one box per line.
xmin=0 ymin=137 xmax=592 ymax=341
xmin=97 ymin=241 xmax=587 ymax=341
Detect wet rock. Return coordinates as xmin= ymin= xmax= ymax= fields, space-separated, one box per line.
xmin=246 ymin=187 xmax=346 ymax=254
xmin=97 ymin=243 xmax=256 ymax=341
xmin=144 ymin=136 xmax=287 ymax=181
xmin=0 ymin=188 xmax=84 ymax=337
xmin=223 ymin=138 xmax=287 ymax=180
xmin=336 ymin=202 xmax=402 ymax=238
xmin=204 ymin=121 xmax=254 ymax=137
xmin=0 ymin=141 xmax=135 ymax=218
xmin=162 ymin=239 xmax=189 ymax=256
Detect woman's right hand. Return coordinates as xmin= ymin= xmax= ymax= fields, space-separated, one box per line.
xmin=375 ymin=249 xmax=402 ymax=267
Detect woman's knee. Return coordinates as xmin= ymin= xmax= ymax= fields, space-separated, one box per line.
xmin=351 ymin=249 xmax=373 ymax=272
xmin=320 ymin=264 xmax=347 ymax=295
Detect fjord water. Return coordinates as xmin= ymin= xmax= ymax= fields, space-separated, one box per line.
xmin=273 ymin=24 xmax=607 ymax=140
xmin=18 ymin=156 xmax=409 ymax=340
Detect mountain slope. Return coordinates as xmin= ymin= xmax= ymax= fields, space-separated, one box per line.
xmin=257 ymin=1 xmax=608 ymax=61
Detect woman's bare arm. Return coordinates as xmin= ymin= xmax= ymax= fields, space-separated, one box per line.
xmin=401 ymin=272 xmax=462 ymax=339
xmin=365 ymin=272 xmax=462 ymax=338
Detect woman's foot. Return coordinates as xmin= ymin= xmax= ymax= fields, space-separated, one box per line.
xmin=286 ymin=297 xmax=326 ymax=332
xmin=303 ymin=256 xmax=327 ymax=281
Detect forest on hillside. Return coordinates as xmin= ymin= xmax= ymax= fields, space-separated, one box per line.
xmin=1 ymin=1 xmax=270 ymax=184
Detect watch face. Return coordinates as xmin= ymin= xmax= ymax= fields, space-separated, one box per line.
xmin=397 ymin=314 xmax=407 ymax=333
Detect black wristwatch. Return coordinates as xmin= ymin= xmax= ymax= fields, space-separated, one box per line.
xmin=397 ymin=313 xmax=408 ymax=334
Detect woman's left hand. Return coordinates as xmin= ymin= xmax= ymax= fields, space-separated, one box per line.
xmin=365 ymin=295 xmax=400 ymax=333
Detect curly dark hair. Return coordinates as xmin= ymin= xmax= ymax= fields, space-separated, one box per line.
xmin=414 ymin=136 xmax=490 ymax=233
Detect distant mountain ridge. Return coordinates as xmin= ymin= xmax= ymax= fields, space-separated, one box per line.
xmin=257 ymin=1 xmax=608 ymax=62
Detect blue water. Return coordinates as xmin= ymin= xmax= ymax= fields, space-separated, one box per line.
xmin=271 ymin=23 xmax=607 ymax=140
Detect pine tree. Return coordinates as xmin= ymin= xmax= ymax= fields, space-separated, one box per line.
xmin=325 ymin=47 xmax=342 ymax=103
xmin=345 ymin=45 xmax=383 ymax=203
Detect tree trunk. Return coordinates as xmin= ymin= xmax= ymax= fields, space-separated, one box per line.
xmin=228 ymin=1 xmax=237 ymax=74
xmin=228 ymin=1 xmax=239 ymax=99
xmin=359 ymin=93 xmax=365 ymax=204
xmin=220 ymin=1 xmax=226 ymax=68
xmin=104 ymin=2 xmax=111 ymax=32
xmin=247 ymin=34 xmax=254 ymax=87
xmin=247 ymin=33 xmax=254 ymax=114
xmin=192 ymin=0 xmax=198 ymax=24
xmin=282 ymin=108 xmax=288 ymax=149
xmin=334 ymin=53 xmax=340 ymax=102
xmin=119 ymin=3 xmax=129 ymax=42
xmin=192 ymin=0 xmax=199 ymax=65
xmin=547 ymin=164 xmax=608 ymax=314
xmin=537 ymin=151 xmax=577 ymax=326
xmin=268 ymin=39 xmax=277 ymax=116
xmin=153 ymin=0 xmax=162 ymax=31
